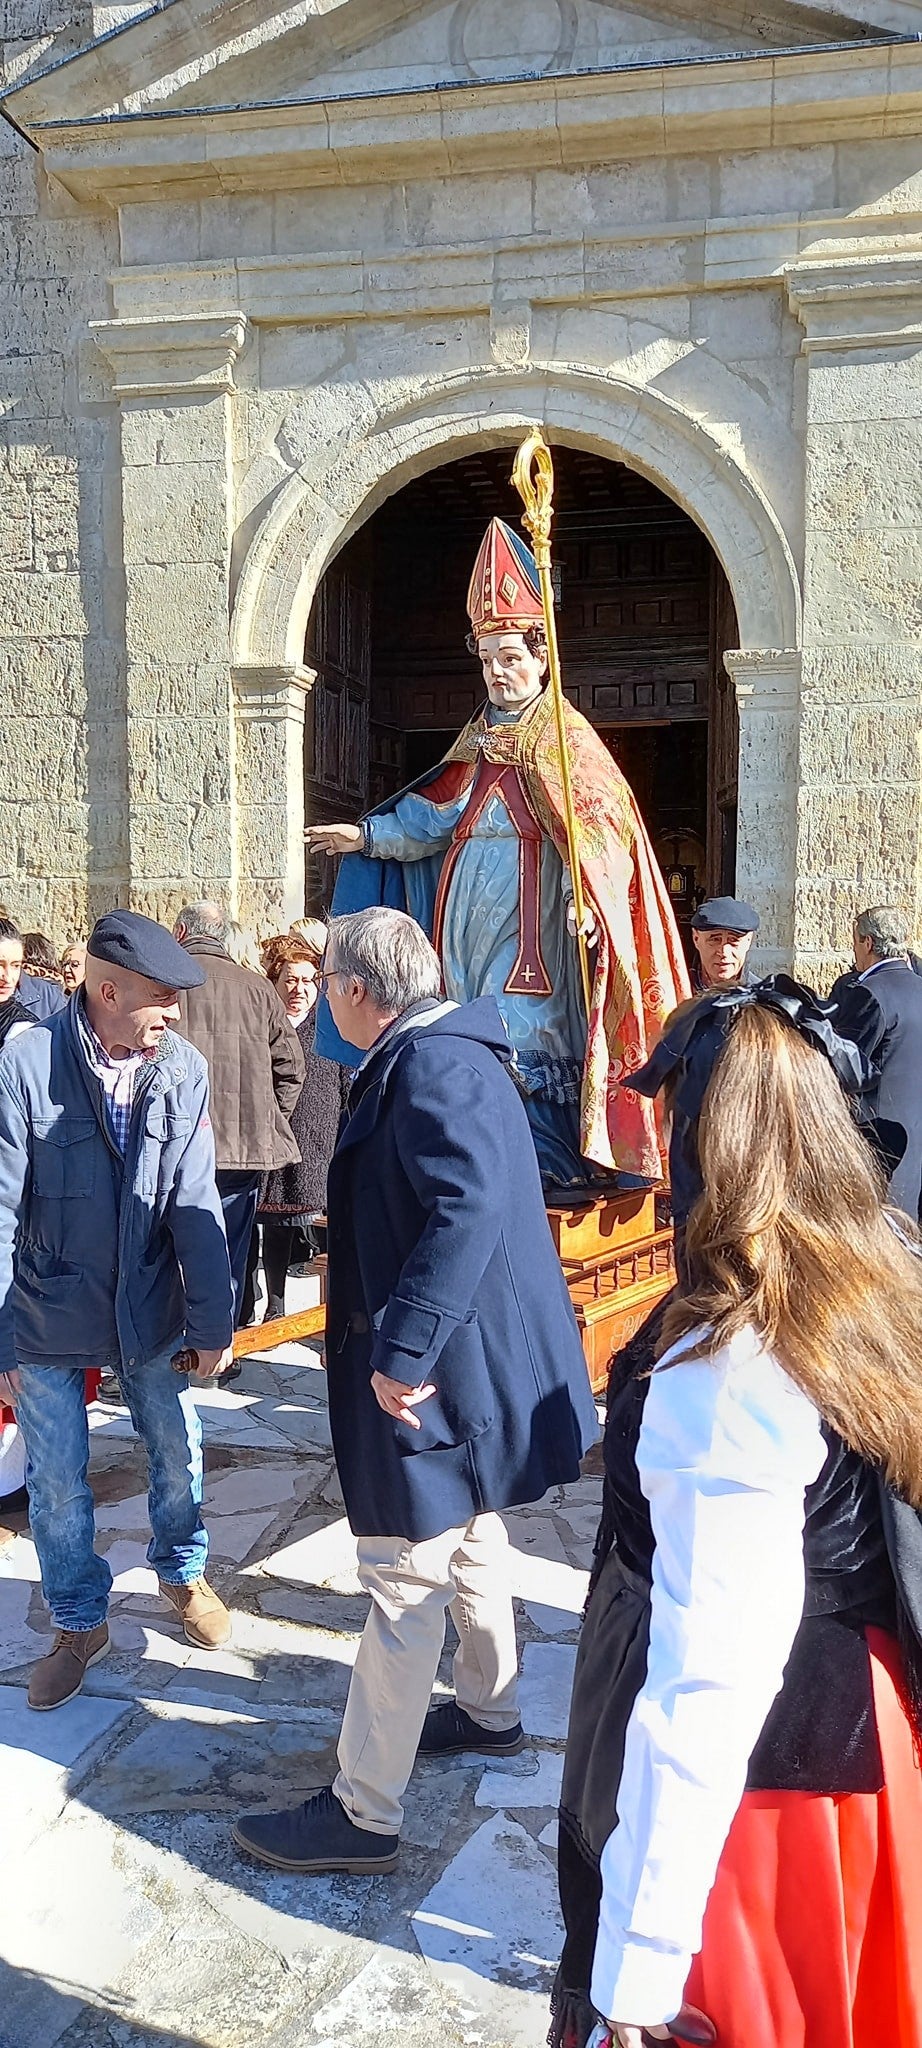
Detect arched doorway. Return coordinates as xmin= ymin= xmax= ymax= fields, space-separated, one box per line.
xmin=302 ymin=444 xmax=739 ymax=946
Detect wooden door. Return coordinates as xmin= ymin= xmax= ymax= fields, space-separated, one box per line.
xmin=706 ymin=559 xmax=740 ymax=896
xmin=304 ymin=534 xmax=371 ymax=913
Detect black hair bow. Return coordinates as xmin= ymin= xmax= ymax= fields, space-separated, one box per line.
xmin=630 ymin=973 xmax=870 ymax=1131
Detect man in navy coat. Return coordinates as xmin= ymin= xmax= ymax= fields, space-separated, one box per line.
xmin=835 ymin=904 xmax=922 ymax=1220
xmin=234 ymin=905 xmax=597 ymax=1874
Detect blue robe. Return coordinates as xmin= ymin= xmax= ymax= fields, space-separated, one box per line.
xmin=316 ymin=708 xmax=590 ymax=1182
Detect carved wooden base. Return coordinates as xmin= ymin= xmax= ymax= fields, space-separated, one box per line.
xmin=312 ymin=1195 xmax=674 ymax=1400
xmin=547 ymin=1192 xmax=675 ymax=1395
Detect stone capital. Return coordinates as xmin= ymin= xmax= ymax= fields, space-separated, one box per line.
xmin=91 ymin=312 xmax=249 ymax=398
xmin=786 ymin=256 xmax=922 ymax=358
xmin=232 ymin=662 xmax=315 ymax=725
xmin=723 ymin=647 xmax=800 ymax=710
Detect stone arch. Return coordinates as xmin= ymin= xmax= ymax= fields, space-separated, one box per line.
xmin=230 ymin=365 xmax=801 ymax=671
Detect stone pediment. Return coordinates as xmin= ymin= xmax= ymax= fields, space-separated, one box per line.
xmin=3 ymin=0 xmax=909 ymax=126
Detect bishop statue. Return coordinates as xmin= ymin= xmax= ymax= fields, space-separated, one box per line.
xmin=307 ymin=516 xmax=689 ymax=1188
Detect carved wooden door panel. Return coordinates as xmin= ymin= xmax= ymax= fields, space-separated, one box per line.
xmin=706 ymin=559 xmax=740 ymax=896
xmin=303 ymin=536 xmax=371 ymax=914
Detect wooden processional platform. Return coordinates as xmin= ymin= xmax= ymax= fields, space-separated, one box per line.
xmin=546 ymin=1191 xmax=675 ymax=1395
xmin=296 ymin=1193 xmax=673 ymax=1400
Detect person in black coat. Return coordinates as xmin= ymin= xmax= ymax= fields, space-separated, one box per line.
xmin=834 ymin=905 xmax=922 ymax=1220
xmin=234 ymin=904 xmax=598 ymax=1877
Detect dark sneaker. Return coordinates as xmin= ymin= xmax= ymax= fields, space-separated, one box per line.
xmin=417 ymin=1700 xmax=526 ymax=1757
xmin=28 ymin=1623 xmax=110 ymax=1710
xmin=218 ymin=1361 xmax=242 ymax=1386
xmin=262 ymin=1295 xmax=285 ymax=1323
xmin=232 ymin=1785 xmax=398 ymax=1873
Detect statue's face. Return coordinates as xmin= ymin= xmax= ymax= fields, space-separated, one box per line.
xmin=476 ymin=632 xmax=547 ymax=710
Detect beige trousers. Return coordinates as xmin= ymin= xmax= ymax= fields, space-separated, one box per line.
xmin=332 ymin=1509 xmax=520 ymax=1835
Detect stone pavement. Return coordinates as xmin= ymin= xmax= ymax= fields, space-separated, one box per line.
xmin=0 ymin=1272 xmax=604 ymax=2048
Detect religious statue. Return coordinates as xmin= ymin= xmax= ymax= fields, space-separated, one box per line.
xmin=308 ymin=453 xmax=689 ymax=1189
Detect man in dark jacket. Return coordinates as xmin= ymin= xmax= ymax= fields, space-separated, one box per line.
xmin=173 ymin=901 xmax=304 ymax=1337
xmin=0 ymin=912 xmax=235 ymax=1710
xmin=689 ymin=896 xmax=759 ymax=993
xmin=234 ymin=905 xmax=598 ymax=1875
xmin=835 ymin=904 xmax=922 ymax=1219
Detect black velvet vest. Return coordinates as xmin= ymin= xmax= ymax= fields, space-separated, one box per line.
xmin=601 ymin=1331 xmax=898 ymax=1794
xmin=0 ymin=996 xmax=33 ymax=1051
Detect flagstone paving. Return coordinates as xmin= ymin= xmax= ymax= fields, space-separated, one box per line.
xmin=0 ymin=1273 xmax=603 ymax=2048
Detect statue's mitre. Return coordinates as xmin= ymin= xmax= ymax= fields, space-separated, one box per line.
xmin=467 ymin=517 xmax=544 ymax=637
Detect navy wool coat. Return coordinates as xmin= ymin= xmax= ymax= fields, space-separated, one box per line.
xmin=325 ymin=998 xmax=598 ymax=1540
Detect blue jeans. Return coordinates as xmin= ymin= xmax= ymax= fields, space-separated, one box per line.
xmin=15 ymin=1347 xmax=207 ymax=1631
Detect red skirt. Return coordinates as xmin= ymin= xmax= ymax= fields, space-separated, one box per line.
xmin=685 ymin=1628 xmax=922 ymax=2048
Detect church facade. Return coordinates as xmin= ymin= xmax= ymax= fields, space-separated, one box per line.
xmin=2 ymin=0 xmax=922 ymax=985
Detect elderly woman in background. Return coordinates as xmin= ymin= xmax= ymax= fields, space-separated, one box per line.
xmin=60 ymin=941 xmax=87 ymax=995
xmin=257 ymin=925 xmax=349 ymax=1321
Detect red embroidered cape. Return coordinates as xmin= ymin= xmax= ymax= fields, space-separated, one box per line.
xmin=441 ymin=691 xmax=691 ymax=1179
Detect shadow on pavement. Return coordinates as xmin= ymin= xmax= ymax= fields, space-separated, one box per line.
xmin=0 ymin=1958 xmax=209 ymax=2048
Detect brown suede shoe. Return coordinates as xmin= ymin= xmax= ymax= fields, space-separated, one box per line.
xmin=28 ymin=1623 xmax=110 ymax=1711
xmin=159 ymin=1577 xmax=231 ymax=1650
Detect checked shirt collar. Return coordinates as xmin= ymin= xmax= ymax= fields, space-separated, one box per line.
xmin=74 ymin=994 xmax=147 ymax=1155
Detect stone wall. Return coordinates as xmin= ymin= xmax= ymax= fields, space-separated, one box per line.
xmin=4 ymin=4 xmax=922 ymax=983
xmin=0 ymin=6 xmax=124 ymax=936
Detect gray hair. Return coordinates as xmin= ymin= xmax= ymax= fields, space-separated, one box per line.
xmin=855 ymin=904 xmax=910 ymax=960
xmin=326 ymin=907 xmax=441 ymax=1013
xmin=223 ymin=920 xmax=262 ymax=973
xmin=175 ymin=899 xmax=228 ymax=944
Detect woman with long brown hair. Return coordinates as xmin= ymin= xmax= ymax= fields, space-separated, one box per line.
xmin=553 ymin=983 xmax=922 ymax=2048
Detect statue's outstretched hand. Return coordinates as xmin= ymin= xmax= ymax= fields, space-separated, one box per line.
xmin=305 ymin=823 xmax=364 ymax=855
xmin=567 ymin=899 xmax=599 ymax=947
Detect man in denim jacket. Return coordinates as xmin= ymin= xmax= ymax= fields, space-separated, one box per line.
xmin=0 ymin=910 xmax=235 ymax=1710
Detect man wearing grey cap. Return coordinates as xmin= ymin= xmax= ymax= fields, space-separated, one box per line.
xmin=689 ymin=896 xmax=759 ymax=995
xmin=0 ymin=910 xmax=235 ymax=1710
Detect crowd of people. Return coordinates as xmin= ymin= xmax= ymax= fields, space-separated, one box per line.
xmin=5 ymin=555 xmax=922 ymax=2048
xmin=0 ymin=882 xmax=919 ymax=2048
xmin=5 ymin=490 xmax=922 ymax=2048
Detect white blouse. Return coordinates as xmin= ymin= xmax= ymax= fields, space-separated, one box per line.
xmin=590 ymin=1324 xmax=827 ymax=2027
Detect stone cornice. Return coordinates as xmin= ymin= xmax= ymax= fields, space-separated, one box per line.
xmin=15 ymin=41 xmax=922 ymax=203
xmin=787 ymin=251 xmax=922 ymax=351
xmin=91 ymin=313 xmax=249 ymax=396
xmin=724 ymin=647 xmax=801 ymax=707
xmin=106 ymin=223 xmax=922 ymax=327
xmin=232 ymin=662 xmax=315 ymax=723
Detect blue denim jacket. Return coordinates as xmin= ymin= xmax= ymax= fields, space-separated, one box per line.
xmin=0 ymin=1001 xmax=233 ymax=1372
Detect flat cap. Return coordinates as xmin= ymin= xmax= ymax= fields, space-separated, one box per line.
xmin=691 ymin=896 xmax=760 ymax=935
xmin=87 ymin=910 xmax=205 ymax=989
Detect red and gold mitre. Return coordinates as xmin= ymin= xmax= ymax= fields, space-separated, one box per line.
xmin=466 ymin=517 xmax=544 ymax=638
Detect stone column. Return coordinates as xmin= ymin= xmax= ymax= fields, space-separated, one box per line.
xmin=91 ymin=313 xmax=247 ymax=921
xmin=231 ymin=662 xmax=314 ymax=930
xmin=723 ymin=648 xmax=801 ymax=971
xmin=788 ymin=255 xmax=922 ymax=989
